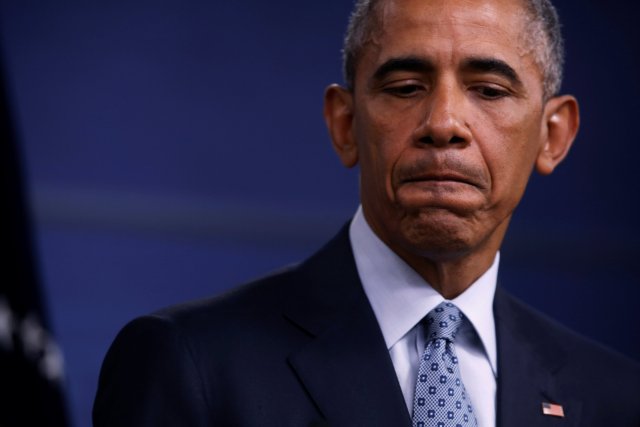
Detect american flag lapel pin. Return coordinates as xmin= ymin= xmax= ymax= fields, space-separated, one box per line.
xmin=542 ymin=402 xmax=565 ymax=418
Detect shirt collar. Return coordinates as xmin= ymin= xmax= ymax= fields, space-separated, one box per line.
xmin=349 ymin=205 xmax=498 ymax=374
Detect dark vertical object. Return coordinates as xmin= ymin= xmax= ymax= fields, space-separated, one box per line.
xmin=0 ymin=56 xmax=70 ymax=425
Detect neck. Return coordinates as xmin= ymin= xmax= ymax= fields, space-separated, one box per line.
xmin=400 ymin=248 xmax=499 ymax=299
xmin=378 ymin=220 xmax=508 ymax=300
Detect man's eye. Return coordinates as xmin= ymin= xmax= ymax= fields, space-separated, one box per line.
xmin=384 ymin=84 xmax=423 ymax=97
xmin=474 ymin=86 xmax=509 ymax=99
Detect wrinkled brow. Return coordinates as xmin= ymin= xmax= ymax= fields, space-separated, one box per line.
xmin=372 ymin=56 xmax=435 ymax=81
xmin=461 ymin=57 xmax=523 ymax=87
xmin=371 ymin=55 xmax=523 ymax=88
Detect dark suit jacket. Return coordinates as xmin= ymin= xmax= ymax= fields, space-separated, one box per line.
xmin=93 ymin=226 xmax=640 ymax=426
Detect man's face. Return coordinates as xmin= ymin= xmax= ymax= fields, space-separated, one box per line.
xmin=340 ymin=0 xmax=562 ymax=262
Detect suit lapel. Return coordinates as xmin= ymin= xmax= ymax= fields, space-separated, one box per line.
xmin=494 ymin=288 xmax=582 ymax=427
xmin=284 ymin=226 xmax=411 ymax=427
xmin=288 ymin=301 xmax=411 ymax=427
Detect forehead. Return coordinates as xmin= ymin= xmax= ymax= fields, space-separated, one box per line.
xmin=362 ymin=0 xmax=538 ymax=78
xmin=378 ymin=0 xmax=528 ymax=29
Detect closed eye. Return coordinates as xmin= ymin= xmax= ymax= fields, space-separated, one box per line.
xmin=473 ymin=85 xmax=510 ymax=100
xmin=383 ymin=83 xmax=425 ymax=97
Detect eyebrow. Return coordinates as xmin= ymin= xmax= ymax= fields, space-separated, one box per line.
xmin=372 ymin=56 xmax=435 ymax=82
xmin=461 ymin=57 xmax=523 ymax=87
xmin=371 ymin=55 xmax=523 ymax=88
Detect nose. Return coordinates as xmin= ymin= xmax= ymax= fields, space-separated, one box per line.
xmin=414 ymin=82 xmax=472 ymax=147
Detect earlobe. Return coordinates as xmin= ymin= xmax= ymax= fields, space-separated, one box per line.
xmin=323 ymin=84 xmax=358 ymax=168
xmin=535 ymin=95 xmax=580 ymax=175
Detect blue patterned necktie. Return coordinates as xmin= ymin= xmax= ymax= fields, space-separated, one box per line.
xmin=412 ymin=301 xmax=478 ymax=427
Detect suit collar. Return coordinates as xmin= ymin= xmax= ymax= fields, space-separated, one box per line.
xmin=494 ymin=288 xmax=582 ymax=426
xmin=280 ymin=226 xmax=586 ymax=426
xmin=284 ymin=225 xmax=412 ymax=426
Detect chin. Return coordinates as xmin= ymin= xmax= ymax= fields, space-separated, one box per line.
xmin=395 ymin=208 xmax=480 ymax=261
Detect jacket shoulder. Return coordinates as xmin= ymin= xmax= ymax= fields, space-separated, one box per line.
xmin=499 ymin=290 xmax=639 ymax=370
xmin=496 ymin=288 xmax=640 ymax=420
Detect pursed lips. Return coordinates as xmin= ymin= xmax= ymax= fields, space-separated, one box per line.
xmin=401 ymin=172 xmax=480 ymax=188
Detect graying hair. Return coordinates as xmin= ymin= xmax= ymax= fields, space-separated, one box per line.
xmin=342 ymin=0 xmax=565 ymax=99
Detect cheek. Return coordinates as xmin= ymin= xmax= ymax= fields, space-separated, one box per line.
xmin=474 ymin=109 xmax=543 ymax=206
xmin=355 ymin=107 xmax=416 ymax=194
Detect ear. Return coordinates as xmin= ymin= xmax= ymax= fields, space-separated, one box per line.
xmin=535 ymin=95 xmax=580 ymax=175
xmin=323 ymin=84 xmax=358 ymax=168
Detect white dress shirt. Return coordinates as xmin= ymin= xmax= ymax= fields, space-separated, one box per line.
xmin=349 ymin=206 xmax=498 ymax=427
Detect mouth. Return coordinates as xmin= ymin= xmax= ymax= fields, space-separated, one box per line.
xmin=395 ymin=170 xmax=486 ymax=213
xmin=401 ymin=172 xmax=479 ymax=188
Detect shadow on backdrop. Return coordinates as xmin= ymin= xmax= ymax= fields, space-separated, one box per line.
xmin=0 ymin=56 xmax=69 ymax=425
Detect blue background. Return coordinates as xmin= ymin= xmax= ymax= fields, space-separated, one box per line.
xmin=1 ymin=1 xmax=638 ymax=425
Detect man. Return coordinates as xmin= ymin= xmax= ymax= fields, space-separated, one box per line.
xmin=94 ymin=0 xmax=640 ymax=425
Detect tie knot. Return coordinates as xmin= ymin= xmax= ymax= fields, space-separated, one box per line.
xmin=424 ymin=301 xmax=465 ymax=342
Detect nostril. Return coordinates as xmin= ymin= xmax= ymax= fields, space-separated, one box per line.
xmin=417 ymin=135 xmax=466 ymax=145
xmin=419 ymin=136 xmax=435 ymax=144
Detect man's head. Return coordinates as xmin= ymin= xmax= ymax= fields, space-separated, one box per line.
xmin=323 ymin=0 xmax=579 ymax=281
xmin=343 ymin=0 xmax=565 ymax=101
